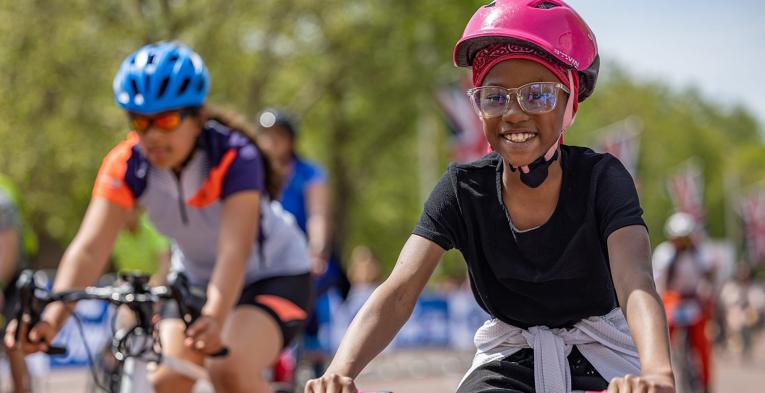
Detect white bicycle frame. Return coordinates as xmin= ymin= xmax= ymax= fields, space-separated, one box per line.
xmin=112 ymin=326 xmax=212 ymax=393
xmin=119 ymin=355 xmax=211 ymax=393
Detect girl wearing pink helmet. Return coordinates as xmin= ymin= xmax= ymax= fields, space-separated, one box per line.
xmin=305 ymin=1 xmax=674 ymax=392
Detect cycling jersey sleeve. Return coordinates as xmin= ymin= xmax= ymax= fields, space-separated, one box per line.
xmin=595 ymin=156 xmax=646 ymax=240
xmin=412 ymin=167 xmax=464 ymax=251
xmin=92 ymin=133 xmax=144 ymax=209
xmin=221 ymin=143 xmax=266 ymax=199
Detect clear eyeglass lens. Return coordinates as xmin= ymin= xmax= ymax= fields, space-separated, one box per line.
xmin=469 ymin=83 xmax=561 ymax=118
xmin=472 ymin=87 xmax=509 ymax=118
xmin=519 ymin=83 xmax=557 ymax=113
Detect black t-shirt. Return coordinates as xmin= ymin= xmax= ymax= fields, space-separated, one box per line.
xmin=413 ymin=145 xmax=645 ymax=328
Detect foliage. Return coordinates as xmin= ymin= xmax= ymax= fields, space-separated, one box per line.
xmin=569 ymin=64 xmax=763 ymax=247
xmin=1 ymin=1 xmax=762 ymax=275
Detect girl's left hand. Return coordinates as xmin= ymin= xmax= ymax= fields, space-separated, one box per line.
xmin=184 ymin=315 xmax=224 ymax=355
xmin=607 ymin=373 xmax=675 ymax=393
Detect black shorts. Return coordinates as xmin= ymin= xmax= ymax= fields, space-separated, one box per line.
xmin=457 ymin=346 xmax=608 ymax=393
xmin=161 ymin=273 xmax=313 ymax=349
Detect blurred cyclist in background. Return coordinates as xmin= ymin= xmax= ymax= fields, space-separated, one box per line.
xmin=719 ymin=263 xmax=765 ymax=360
xmin=306 ymin=1 xmax=674 ymax=392
xmin=5 ymin=41 xmax=312 ymax=393
xmin=109 ymin=206 xmax=172 ymax=339
xmin=653 ymin=211 xmax=714 ymax=392
xmin=112 ymin=206 xmax=170 ymax=285
xmin=0 ymin=178 xmax=30 ymax=393
xmin=256 ymin=108 xmax=350 ymax=379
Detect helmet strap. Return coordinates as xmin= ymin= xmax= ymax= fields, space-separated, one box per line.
xmin=507 ymin=144 xmax=559 ymax=188
xmin=562 ymin=70 xmax=576 ymax=129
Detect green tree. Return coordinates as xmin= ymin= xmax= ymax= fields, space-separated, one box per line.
xmin=1 ymin=1 xmax=763 ymax=275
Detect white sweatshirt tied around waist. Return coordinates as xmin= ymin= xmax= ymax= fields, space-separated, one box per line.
xmin=459 ymin=308 xmax=641 ymax=393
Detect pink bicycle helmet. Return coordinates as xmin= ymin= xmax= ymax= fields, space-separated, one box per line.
xmin=454 ymin=0 xmax=599 ymax=102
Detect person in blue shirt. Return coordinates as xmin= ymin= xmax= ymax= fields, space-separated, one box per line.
xmin=256 ymin=108 xmax=350 ymax=378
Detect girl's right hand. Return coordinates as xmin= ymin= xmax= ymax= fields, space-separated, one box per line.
xmin=3 ymin=316 xmax=57 ymax=354
xmin=607 ymin=373 xmax=674 ymax=393
xmin=304 ymin=373 xmax=358 ymax=393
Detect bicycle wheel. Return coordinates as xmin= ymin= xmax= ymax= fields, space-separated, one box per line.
xmin=672 ymin=327 xmax=703 ymax=393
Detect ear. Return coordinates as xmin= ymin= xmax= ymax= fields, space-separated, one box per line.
xmin=196 ymin=106 xmax=209 ymax=124
xmin=188 ymin=107 xmax=206 ymax=137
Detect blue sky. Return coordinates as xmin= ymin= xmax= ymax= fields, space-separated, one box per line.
xmin=567 ymin=0 xmax=765 ymax=128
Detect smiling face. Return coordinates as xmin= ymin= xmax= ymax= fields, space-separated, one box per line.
xmin=480 ymin=59 xmax=568 ymax=168
xmin=137 ymin=114 xmax=202 ymax=170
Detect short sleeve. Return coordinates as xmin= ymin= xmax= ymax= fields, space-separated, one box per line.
xmin=304 ymin=162 xmax=327 ymax=186
xmin=221 ymin=143 xmax=266 ymax=199
xmin=412 ymin=168 xmax=464 ymax=251
xmin=92 ymin=134 xmax=142 ymax=209
xmin=595 ymin=156 xmax=646 ymax=240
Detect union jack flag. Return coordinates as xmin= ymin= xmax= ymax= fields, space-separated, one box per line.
xmin=739 ymin=189 xmax=765 ymax=264
xmin=599 ymin=118 xmax=642 ymax=180
xmin=667 ymin=159 xmax=705 ymax=224
xmin=435 ymin=75 xmax=490 ymax=163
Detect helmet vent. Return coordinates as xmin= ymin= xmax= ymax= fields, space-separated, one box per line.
xmin=177 ymin=77 xmax=191 ymax=95
xmin=157 ymin=77 xmax=170 ymax=98
xmin=534 ymin=1 xmax=559 ymax=9
xmin=130 ymin=78 xmax=139 ymax=96
xmin=196 ymin=79 xmax=205 ymax=92
xmin=147 ymin=54 xmax=156 ymax=65
xmin=483 ymin=1 xmax=496 ymax=8
xmin=168 ymin=55 xmax=179 ymax=63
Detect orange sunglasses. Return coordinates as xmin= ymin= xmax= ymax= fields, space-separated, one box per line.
xmin=128 ymin=109 xmax=193 ymax=133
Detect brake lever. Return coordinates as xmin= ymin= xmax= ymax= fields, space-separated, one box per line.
xmin=14 ymin=270 xmax=67 ymax=356
xmin=26 ymin=307 xmax=67 ymax=356
xmin=166 ymin=272 xmax=229 ymax=357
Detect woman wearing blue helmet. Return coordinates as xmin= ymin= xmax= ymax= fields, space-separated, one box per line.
xmin=6 ymin=42 xmax=313 ymax=393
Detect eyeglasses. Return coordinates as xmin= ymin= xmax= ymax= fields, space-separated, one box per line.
xmin=466 ymin=82 xmax=570 ymax=118
xmin=128 ymin=109 xmax=192 ymax=133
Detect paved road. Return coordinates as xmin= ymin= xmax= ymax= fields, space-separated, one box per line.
xmin=355 ymin=339 xmax=765 ymax=393
xmin=9 ymin=336 xmax=765 ymax=392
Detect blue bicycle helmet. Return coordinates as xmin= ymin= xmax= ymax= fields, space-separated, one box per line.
xmin=113 ymin=42 xmax=209 ymax=114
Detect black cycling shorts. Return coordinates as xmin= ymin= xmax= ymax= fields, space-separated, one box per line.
xmin=457 ymin=346 xmax=608 ymax=393
xmin=161 ymin=273 xmax=313 ymax=349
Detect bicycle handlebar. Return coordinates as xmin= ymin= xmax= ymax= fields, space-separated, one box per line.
xmin=13 ymin=269 xmax=228 ymax=357
xmin=14 ymin=270 xmax=67 ymax=355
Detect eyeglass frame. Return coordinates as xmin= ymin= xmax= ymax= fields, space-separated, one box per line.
xmin=466 ymin=82 xmax=570 ymax=118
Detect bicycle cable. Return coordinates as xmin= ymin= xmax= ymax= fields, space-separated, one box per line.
xmin=65 ymin=303 xmax=111 ymax=392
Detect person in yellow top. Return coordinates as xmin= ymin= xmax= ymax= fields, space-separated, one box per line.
xmin=111 ymin=207 xmax=170 ymax=285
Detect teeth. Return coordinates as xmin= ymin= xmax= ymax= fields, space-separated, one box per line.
xmin=504 ymin=133 xmax=536 ymax=143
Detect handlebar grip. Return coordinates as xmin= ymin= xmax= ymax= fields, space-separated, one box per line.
xmin=208 ymin=346 xmax=229 ymax=357
xmin=46 ymin=345 xmax=67 ymax=356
